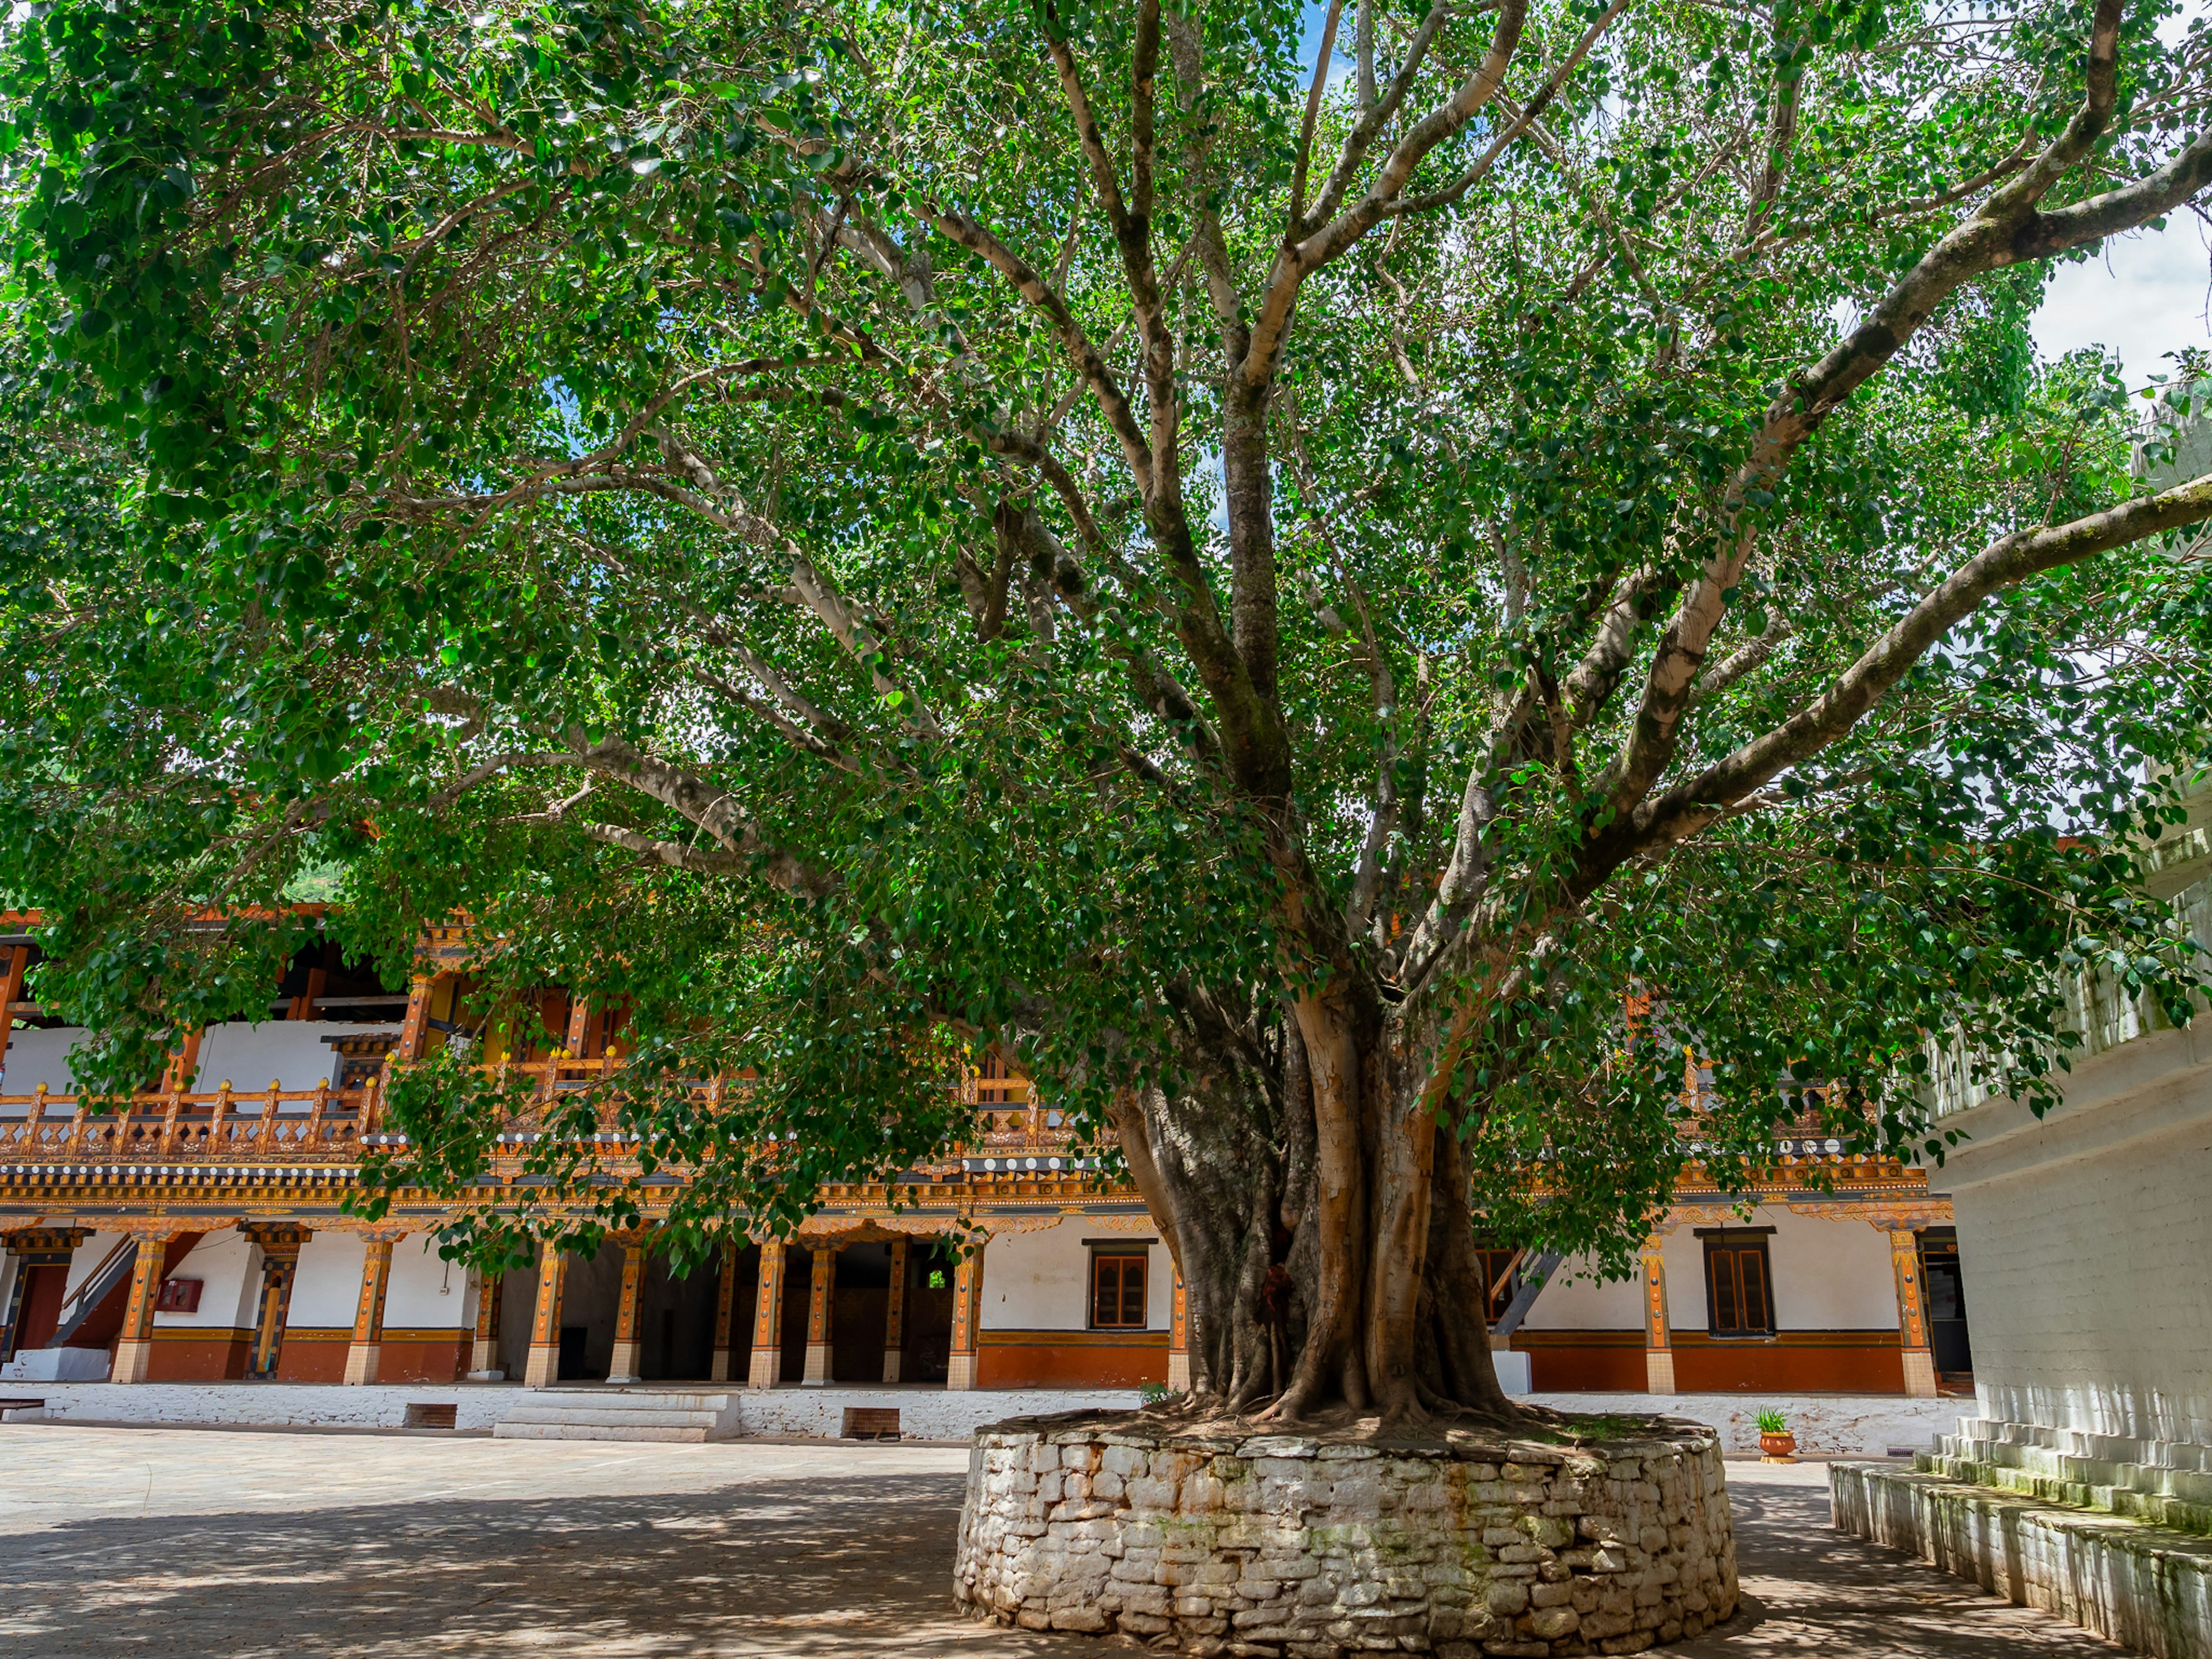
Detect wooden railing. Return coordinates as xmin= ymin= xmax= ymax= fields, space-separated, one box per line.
xmin=0 ymin=1055 xmax=1084 ymax=1171
xmin=0 ymin=1080 xmax=380 ymax=1162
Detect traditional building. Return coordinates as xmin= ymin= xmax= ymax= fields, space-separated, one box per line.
xmin=0 ymin=912 xmax=1961 ymax=1400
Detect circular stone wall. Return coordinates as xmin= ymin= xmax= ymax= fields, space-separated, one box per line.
xmin=953 ymin=1415 xmax=1737 ymax=1658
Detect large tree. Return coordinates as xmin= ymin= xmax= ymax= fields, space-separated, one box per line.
xmin=4 ymin=0 xmax=2211 ymax=1424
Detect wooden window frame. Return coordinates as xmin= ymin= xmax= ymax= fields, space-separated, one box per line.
xmin=1697 ymin=1229 xmax=1777 ymax=1339
xmin=1088 ymin=1248 xmax=1150 ymax=1331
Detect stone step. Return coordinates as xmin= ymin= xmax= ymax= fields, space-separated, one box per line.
xmin=494 ymin=1421 xmax=714 ymax=1442
xmin=491 ymin=1387 xmax=740 ymax=1443
xmin=499 ymin=1407 xmax=725 ymax=1430
xmin=527 ymin=1391 xmax=734 ymax=1411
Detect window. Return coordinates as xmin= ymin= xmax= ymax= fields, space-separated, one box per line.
xmin=1090 ymin=1251 xmax=1148 ymax=1329
xmin=1702 ymin=1233 xmax=1775 ymax=1336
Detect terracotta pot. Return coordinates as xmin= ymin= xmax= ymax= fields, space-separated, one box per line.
xmin=1759 ymin=1430 xmax=1797 ymax=1461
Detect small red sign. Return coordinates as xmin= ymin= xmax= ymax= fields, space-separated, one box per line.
xmin=154 ymin=1277 xmax=203 ymax=1313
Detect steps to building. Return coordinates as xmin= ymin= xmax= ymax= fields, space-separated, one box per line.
xmin=491 ymin=1387 xmax=740 ymax=1443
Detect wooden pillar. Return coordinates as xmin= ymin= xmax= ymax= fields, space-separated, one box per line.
xmin=710 ymin=1243 xmax=739 ymax=1382
xmin=342 ymin=1236 xmax=396 ymax=1385
xmin=947 ymin=1237 xmax=986 ymax=1392
xmin=396 ymin=972 xmax=436 ymax=1062
xmin=745 ymin=1243 xmax=786 ymax=1389
xmin=160 ymin=1026 xmax=205 ymax=1094
xmin=608 ymin=1238 xmax=646 ymax=1384
xmin=0 ymin=942 xmax=28 ymax=1023
xmin=469 ymin=1269 xmax=504 ymax=1378
xmin=287 ymin=961 xmax=328 ymax=1021
xmin=881 ymin=1239 xmax=908 ymax=1384
xmin=1167 ymin=1266 xmax=1191 ymax=1392
xmin=1641 ymin=1231 xmax=1675 ymax=1395
xmin=241 ymin=1223 xmax=311 ymax=1380
xmin=801 ymin=1245 xmax=835 ymax=1386
xmin=110 ymin=1233 xmax=176 ymax=1384
xmin=1891 ymin=1227 xmax=1939 ymax=1399
xmin=523 ymin=1240 xmax=566 ymax=1388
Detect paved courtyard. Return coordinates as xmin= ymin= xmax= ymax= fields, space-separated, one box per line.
xmin=0 ymin=1426 xmax=2122 ymax=1657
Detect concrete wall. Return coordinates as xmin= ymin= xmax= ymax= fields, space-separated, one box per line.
xmin=1 ymin=1019 xmax=399 ymax=1099
xmin=1937 ymin=1018 xmax=2212 ymax=1452
xmin=1521 ymin=1210 xmax=1898 ymax=1334
xmin=384 ymin=1234 xmax=469 ymax=1328
xmin=288 ymin=1232 xmax=366 ymax=1330
xmin=0 ymin=1025 xmax=89 ymax=1097
xmin=191 ymin=1021 xmax=399 ymax=1094
xmin=60 ymin=1230 xmax=126 ymax=1302
xmin=1521 ymin=1252 xmax=1641 ymax=1330
xmin=153 ymin=1228 xmax=260 ymax=1332
xmin=979 ymin=1219 xmax=1169 ymax=1331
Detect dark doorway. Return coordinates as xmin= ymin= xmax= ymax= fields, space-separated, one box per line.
xmin=639 ymin=1252 xmax=721 ymax=1380
xmin=1920 ymin=1229 xmax=1972 ymax=1378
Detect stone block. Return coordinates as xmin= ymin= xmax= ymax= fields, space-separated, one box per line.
xmin=1529 ymin=1606 xmax=1581 ymax=1639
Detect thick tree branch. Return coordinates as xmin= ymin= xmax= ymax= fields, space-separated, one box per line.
xmin=1600 ymin=0 xmax=2203 ymax=823
xmin=1613 ymin=473 xmax=2212 ymax=863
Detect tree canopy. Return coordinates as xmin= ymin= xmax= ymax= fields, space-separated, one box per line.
xmin=4 ymin=0 xmax=2210 ymax=1416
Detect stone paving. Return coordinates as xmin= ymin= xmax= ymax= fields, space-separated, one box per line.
xmin=0 ymin=1426 xmax=2125 ymax=1657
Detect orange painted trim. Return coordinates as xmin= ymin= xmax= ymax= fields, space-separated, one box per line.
xmin=976 ymin=1340 xmax=1168 ymax=1389
xmin=979 ymin=1328 xmax=1171 ymax=1348
xmin=1513 ymin=1328 xmax=1909 ymax=1393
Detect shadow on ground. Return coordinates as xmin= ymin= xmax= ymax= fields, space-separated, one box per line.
xmin=1 ymin=1446 xmax=2126 ymax=1658
xmin=1675 ymin=1469 xmax=2119 ymax=1658
xmin=0 ymin=1471 xmax=1100 ymax=1659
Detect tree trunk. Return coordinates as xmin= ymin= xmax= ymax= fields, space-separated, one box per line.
xmin=1108 ymin=996 xmax=1521 ymax=1429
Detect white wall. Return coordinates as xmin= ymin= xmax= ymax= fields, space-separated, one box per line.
xmin=1937 ymin=1018 xmax=2212 ymax=1452
xmin=0 ymin=1025 xmax=91 ymax=1099
xmin=1767 ymin=1207 xmax=1897 ymax=1329
xmin=287 ymin=1232 xmax=367 ymax=1329
xmin=191 ymin=1022 xmax=399 ymax=1096
xmin=151 ymin=1228 xmax=260 ymax=1331
xmin=60 ymin=1230 xmax=127 ymax=1301
xmin=383 ymin=1234 xmax=469 ymax=1330
xmin=0 ymin=1018 xmax=399 ymax=1102
xmin=980 ymin=1220 xmax=1169 ymax=1331
xmin=1656 ymin=1206 xmax=1899 ymax=1334
xmin=1517 ymin=1210 xmax=1899 ymax=1335
xmin=1520 ymin=1251 xmax=1640 ymax=1330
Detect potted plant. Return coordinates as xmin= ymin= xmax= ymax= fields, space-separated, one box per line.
xmin=1756 ymin=1408 xmax=1797 ymax=1462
